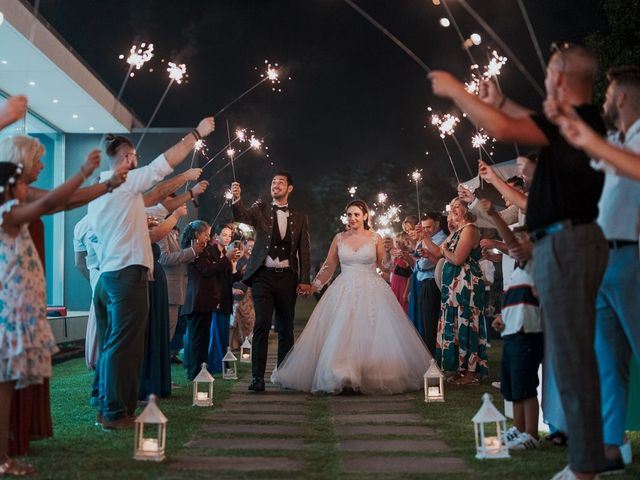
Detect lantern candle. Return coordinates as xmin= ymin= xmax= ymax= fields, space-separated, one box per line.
xmin=428 ymin=386 xmax=440 ymax=396
xmin=142 ymin=439 xmax=159 ymax=452
xmin=196 ymin=392 xmax=208 ymax=401
xmin=483 ymin=436 xmax=501 ymax=454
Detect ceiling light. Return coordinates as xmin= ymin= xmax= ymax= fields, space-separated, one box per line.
xmin=28 ymin=81 xmax=36 ymax=86
xmin=89 ymin=126 xmax=95 ymax=131
xmin=1 ymin=60 xmax=7 ymax=65
xmin=72 ymin=114 xmax=78 ymax=119
xmin=52 ymin=99 xmax=59 ymax=103
xmin=0 ymin=11 xmax=4 ymax=26
xmin=439 ymin=18 xmax=450 ymax=27
xmin=470 ymin=33 xmax=482 ymax=45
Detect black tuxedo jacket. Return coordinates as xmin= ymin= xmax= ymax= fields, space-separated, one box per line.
xmin=232 ymin=199 xmax=311 ymax=284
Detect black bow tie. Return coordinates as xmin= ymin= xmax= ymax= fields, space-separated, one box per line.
xmin=273 ymin=205 xmax=289 ymax=213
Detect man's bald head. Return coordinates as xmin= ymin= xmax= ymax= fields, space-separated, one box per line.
xmin=546 ymin=44 xmax=598 ymax=101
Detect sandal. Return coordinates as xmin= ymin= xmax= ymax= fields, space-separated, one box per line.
xmin=0 ymin=457 xmax=35 ymax=476
xmin=450 ymin=373 xmax=480 ymax=386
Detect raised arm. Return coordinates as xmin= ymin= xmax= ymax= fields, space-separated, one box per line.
xmin=478 ymin=161 xmax=529 ymax=211
xmin=0 ymin=95 xmax=28 ymax=131
xmin=143 ymin=168 xmax=201 ymax=207
xmin=4 ymin=151 xmax=101 ymax=228
xmin=229 ymin=181 xmax=260 ymax=227
xmin=311 ymin=234 xmax=340 ymax=291
xmin=163 ymin=118 xmax=215 ymax=169
xmin=149 ymin=204 xmax=187 ymax=243
xmin=162 ymin=180 xmax=208 ymax=212
xmin=429 ymin=71 xmax=549 ymax=146
xmin=478 ymin=200 xmax=518 ymax=249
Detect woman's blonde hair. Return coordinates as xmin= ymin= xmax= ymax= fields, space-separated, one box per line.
xmin=449 ymin=197 xmax=476 ymax=224
xmin=0 ymin=135 xmax=45 ymax=181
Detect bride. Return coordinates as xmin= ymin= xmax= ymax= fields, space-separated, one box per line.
xmin=271 ymin=200 xmax=433 ymax=394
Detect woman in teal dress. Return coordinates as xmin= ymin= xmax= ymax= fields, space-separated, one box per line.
xmin=435 ymin=198 xmax=488 ymax=384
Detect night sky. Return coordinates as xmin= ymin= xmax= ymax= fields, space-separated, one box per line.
xmin=28 ymin=0 xmax=604 ymax=192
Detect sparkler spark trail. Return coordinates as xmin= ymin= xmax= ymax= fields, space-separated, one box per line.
xmin=471 ymin=132 xmax=489 ymax=150
xmin=136 ymin=62 xmax=188 ymax=150
xmin=205 ymin=135 xmax=267 ymax=182
xmin=121 ymin=43 xmax=154 ymax=74
xmin=409 ymin=169 xmax=423 ymax=219
xmin=455 ymin=0 xmax=544 ymax=97
xmin=483 ymin=50 xmax=507 ymax=79
xmin=348 ymin=186 xmax=358 ymax=198
xmin=377 ymin=192 xmax=388 ymax=205
xmin=342 ymin=0 xmax=432 ymax=73
xmin=210 ymin=194 xmax=232 ymax=226
xmin=213 ymin=61 xmax=285 ymax=117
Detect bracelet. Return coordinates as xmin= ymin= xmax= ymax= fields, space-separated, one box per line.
xmin=103 ymin=180 xmax=115 ymax=193
xmin=191 ymin=129 xmax=201 ymax=141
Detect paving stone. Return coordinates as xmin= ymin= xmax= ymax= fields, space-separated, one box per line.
xmin=330 ymin=394 xmax=413 ymax=402
xmin=338 ymin=439 xmax=450 ymax=452
xmin=225 ymin=393 xmax=308 ymax=403
xmin=342 ymin=456 xmax=467 ymax=474
xmin=220 ymin=403 xmax=306 ymax=413
xmin=335 ymin=425 xmax=435 ymax=436
xmin=331 ymin=401 xmax=415 ymax=413
xmin=170 ymin=455 xmax=303 ymax=472
xmin=206 ymin=412 xmax=304 ymax=423
xmin=185 ymin=437 xmax=304 ymax=450
xmin=333 ymin=413 xmax=424 ymax=424
xmin=202 ymin=423 xmax=304 ymax=436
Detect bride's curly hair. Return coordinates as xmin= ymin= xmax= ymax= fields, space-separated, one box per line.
xmin=345 ymin=200 xmax=371 ymax=230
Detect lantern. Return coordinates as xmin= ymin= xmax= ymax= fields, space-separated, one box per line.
xmin=240 ymin=336 xmax=252 ymax=364
xmin=133 ymin=394 xmax=167 ymax=462
xmin=423 ymin=359 xmax=445 ymax=402
xmin=222 ymin=347 xmax=238 ymax=380
xmin=472 ymin=393 xmax=510 ymax=460
xmin=192 ymin=362 xmax=214 ymax=407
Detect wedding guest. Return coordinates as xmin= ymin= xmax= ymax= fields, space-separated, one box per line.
xmin=436 ymin=198 xmax=488 ymax=384
xmin=90 ymin=118 xmax=215 ymax=430
xmin=403 ymin=214 xmax=423 ymax=333
xmin=430 ymin=44 xmax=608 ymax=479
xmin=1 ymin=134 xmax=127 ymax=455
xmin=413 ymin=213 xmax=447 ymax=352
xmin=389 ymin=232 xmax=412 ymax=313
xmin=230 ymin=238 xmax=255 ymax=350
xmin=208 ymin=224 xmax=243 ymax=373
xmin=0 ymin=152 xmax=102 ymax=475
xmin=0 ymin=95 xmax=27 ymax=131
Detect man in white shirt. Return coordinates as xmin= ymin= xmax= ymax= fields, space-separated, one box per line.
xmin=593 ymin=66 xmax=640 ymax=472
xmin=89 ymin=118 xmax=215 ymax=429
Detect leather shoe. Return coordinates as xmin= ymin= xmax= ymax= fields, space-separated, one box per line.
xmin=102 ymin=415 xmax=135 ymax=431
xmin=248 ymin=377 xmax=265 ymax=392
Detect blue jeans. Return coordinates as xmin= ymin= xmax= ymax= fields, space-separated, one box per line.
xmin=93 ymin=265 xmax=149 ymax=421
xmin=208 ymin=312 xmax=230 ymax=374
xmin=595 ymin=244 xmax=640 ymax=446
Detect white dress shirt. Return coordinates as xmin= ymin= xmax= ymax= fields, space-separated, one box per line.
xmin=593 ymin=118 xmax=640 ymax=241
xmin=73 ymin=214 xmax=102 ymax=291
xmin=87 ymin=154 xmax=173 ymax=277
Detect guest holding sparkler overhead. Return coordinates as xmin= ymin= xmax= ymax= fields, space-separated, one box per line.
xmin=429 ymin=44 xmax=610 ymax=479
xmin=89 ymin=117 xmax=215 ymax=430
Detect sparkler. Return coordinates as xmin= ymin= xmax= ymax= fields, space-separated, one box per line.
xmin=440 ymin=0 xmax=477 ymax=66
xmin=226 ymin=120 xmax=237 ymax=182
xmin=210 ymin=191 xmax=234 ymax=226
xmin=455 ymin=0 xmax=544 ymax=97
xmin=136 ymin=62 xmax=187 ymax=149
xmin=377 ymin=192 xmax=388 ymax=205
xmin=214 ymin=61 xmax=286 ymax=117
xmin=342 ymin=0 xmax=431 ymax=73
xmin=483 ymin=50 xmax=508 ymax=86
xmin=516 ymin=0 xmax=546 ymax=76
xmin=205 ymin=135 xmax=266 ymax=182
xmin=199 ymin=128 xmax=249 ymax=171
xmin=429 ymin=108 xmax=461 ymax=184
xmin=409 ymin=169 xmax=423 ymax=219
xmin=348 ymin=186 xmax=358 ymax=198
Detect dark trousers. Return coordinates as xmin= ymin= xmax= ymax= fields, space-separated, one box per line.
xmin=185 ymin=311 xmax=212 ymax=380
xmin=93 ymin=265 xmax=149 ymax=421
xmin=532 ymin=223 xmax=608 ymax=473
xmin=170 ymin=314 xmax=188 ymax=354
xmin=418 ymin=278 xmax=440 ymax=353
xmin=250 ymin=268 xmax=298 ymax=378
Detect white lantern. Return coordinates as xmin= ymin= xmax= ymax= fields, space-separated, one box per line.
xmin=222 ymin=347 xmax=238 ymax=380
xmin=240 ymin=336 xmax=252 ymax=364
xmin=472 ymin=393 xmax=510 ymax=460
xmin=133 ymin=394 xmax=167 ymax=462
xmin=423 ymin=359 xmax=445 ymax=403
xmin=192 ymin=362 xmax=214 ymax=407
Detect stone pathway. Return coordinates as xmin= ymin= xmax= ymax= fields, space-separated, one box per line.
xmin=168 ymin=329 xmax=467 ymax=479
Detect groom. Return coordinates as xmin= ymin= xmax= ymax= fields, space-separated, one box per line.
xmin=230 ymin=173 xmax=311 ymax=392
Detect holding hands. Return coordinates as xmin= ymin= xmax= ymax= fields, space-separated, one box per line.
xmin=297 ymin=284 xmax=313 ymax=296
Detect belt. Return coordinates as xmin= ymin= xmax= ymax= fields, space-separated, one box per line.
xmin=608 ymin=239 xmax=638 ymax=249
xmin=530 ymin=219 xmax=593 ymax=242
xmin=262 ymin=266 xmax=293 ymax=273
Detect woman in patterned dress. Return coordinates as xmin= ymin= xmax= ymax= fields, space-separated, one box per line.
xmin=435 ymin=198 xmax=489 ymax=385
xmin=0 ymin=152 xmax=105 ymax=475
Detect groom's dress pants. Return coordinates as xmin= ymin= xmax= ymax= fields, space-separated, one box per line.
xmin=251 ymin=267 xmax=298 ymax=378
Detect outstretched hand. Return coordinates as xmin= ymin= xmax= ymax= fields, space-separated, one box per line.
xmin=428 ymin=71 xmax=465 ymax=99
xmin=478 ymin=160 xmax=497 ymax=184
xmin=109 ymin=161 xmax=129 ymax=189
xmin=457 ymin=184 xmax=476 ymax=203
xmin=0 ymin=95 xmax=28 ymax=130
xmin=82 ymin=150 xmax=101 ymax=178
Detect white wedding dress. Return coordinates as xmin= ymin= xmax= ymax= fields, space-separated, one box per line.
xmin=271 ymin=232 xmax=433 ymax=394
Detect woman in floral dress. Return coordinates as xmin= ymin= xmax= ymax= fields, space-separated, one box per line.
xmin=435 ymin=198 xmax=488 ymax=385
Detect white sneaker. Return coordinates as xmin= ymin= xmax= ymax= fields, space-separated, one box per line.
xmin=502 ymin=426 xmax=521 ymax=443
xmin=620 ymin=441 xmax=632 ymax=465
xmin=550 ymin=465 xmax=601 ymax=480
xmin=491 ymin=381 xmax=501 ymax=389
xmin=508 ymin=432 xmax=540 ymax=450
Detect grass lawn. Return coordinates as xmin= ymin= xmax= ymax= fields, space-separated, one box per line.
xmin=23 ymin=297 xmax=640 ymax=479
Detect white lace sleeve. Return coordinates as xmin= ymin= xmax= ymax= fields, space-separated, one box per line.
xmin=0 ymin=199 xmax=20 ymax=227
xmin=312 ymin=233 xmax=340 ymax=290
